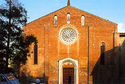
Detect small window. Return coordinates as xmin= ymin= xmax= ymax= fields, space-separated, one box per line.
xmin=67 ymin=13 xmax=70 ymax=24
xmin=81 ymin=15 xmax=85 ymax=26
xmin=54 ymin=15 xmax=57 ymax=25
xmin=100 ymin=42 xmax=105 ymax=65
xmin=34 ymin=41 xmax=38 ymax=64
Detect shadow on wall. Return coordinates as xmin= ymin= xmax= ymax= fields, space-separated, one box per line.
xmin=20 ymin=69 xmax=48 ymax=84
xmin=19 ymin=41 xmax=125 ymax=84
xmin=119 ymin=40 xmax=125 ymax=84
xmin=20 ymin=59 xmax=59 ymax=84
xmin=91 ymin=46 xmax=120 ymax=84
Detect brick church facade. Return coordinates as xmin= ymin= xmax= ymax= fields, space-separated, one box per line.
xmin=21 ymin=0 xmax=120 ymax=84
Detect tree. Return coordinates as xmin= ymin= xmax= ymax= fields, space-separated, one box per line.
xmin=0 ymin=0 xmax=36 ymax=74
xmin=0 ymin=18 xmax=8 ymax=72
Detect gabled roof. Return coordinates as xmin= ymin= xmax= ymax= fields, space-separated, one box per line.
xmin=25 ymin=5 xmax=117 ymax=26
xmin=69 ymin=6 xmax=117 ymax=24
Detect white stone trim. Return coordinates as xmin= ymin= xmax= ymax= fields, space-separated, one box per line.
xmin=59 ymin=58 xmax=78 ymax=84
xmin=58 ymin=25 xmax=79 ymax=45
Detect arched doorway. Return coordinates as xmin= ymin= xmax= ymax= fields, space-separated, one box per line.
xmin=63 ymin=61 xmax=74 ymax=84
xmin=59 ymin=58 xmax=78 ymax=84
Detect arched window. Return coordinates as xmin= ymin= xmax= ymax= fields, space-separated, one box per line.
xmin=34 ymin=41 xmax=38 ymax=64
xmin=81 ymin=15 xmax=85 ymax=26
xmin=67 ymin=13 xmax=70 ymax=24
xmin=100 ymin=42 xmax=105 ymax=65
xmin=54 ymin=15 xmax=57 ymax=25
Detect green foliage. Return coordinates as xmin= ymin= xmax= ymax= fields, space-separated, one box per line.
xmin=0 ymin=0 xmax=36 ymax=74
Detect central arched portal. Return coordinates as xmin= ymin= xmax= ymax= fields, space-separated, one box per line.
xmin=63 ymin=62 xmax=74 ymax=84
xmin=59 ymin=58 xmax=78 ymax=84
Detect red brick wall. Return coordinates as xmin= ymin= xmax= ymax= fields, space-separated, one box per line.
xmin=21 ymin=6 xmax=119 ymax=84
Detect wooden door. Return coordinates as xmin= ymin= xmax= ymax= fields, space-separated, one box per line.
xmin=63 ymin=68 xmax=74 ymax=84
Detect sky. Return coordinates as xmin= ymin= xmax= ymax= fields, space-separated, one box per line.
xmin=0 ymin=0 xmax=125 ymax=32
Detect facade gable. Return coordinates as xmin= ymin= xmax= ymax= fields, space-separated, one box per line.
xmin=21 ymin=3 xmax=120 ymax=84
xmin=24 ymin=6 xmax=117 ymax=28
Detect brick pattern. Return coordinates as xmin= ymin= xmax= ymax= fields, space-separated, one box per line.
xmin=21 ymin=6 xmax=119 ymax=84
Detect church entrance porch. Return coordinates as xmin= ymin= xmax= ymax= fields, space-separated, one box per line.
xmin=59 ymin=58 xmax=78 ymax=84
xmin=63 ymin=68 xmax=74 ymax=84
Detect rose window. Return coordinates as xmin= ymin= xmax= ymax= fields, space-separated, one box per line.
xmin=59 ymin=27 xmax=78 ymax=45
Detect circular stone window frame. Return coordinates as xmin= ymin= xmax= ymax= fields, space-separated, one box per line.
xmin=59 ymin=25 xmax=79 ymax=45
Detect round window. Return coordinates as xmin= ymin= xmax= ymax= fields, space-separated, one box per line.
xmin=59 ymin=27 xmax=78 ymax=45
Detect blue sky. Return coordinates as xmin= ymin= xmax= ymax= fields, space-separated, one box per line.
xmin=0 ymin=0 xmax=125 ymax=32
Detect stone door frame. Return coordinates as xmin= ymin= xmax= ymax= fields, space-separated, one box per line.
xmin=59 ymin=58 xmax=78 ymax=84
